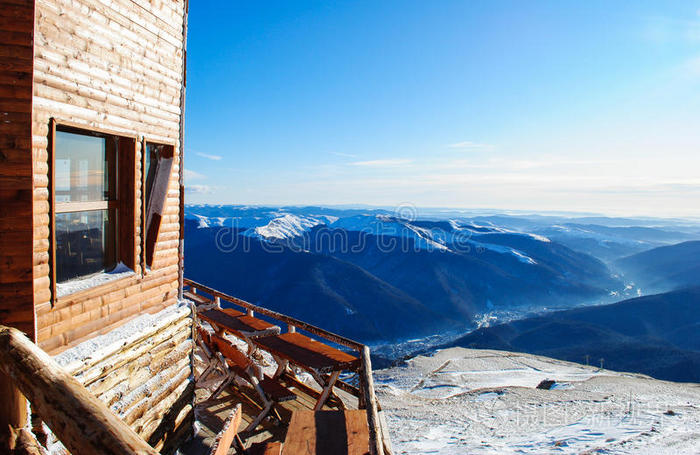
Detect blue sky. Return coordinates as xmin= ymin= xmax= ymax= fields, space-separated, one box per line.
xmin=184 ymin=1 xmax=700 ymax=216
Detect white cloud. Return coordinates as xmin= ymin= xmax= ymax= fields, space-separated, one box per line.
xmin=184 ymin=169 xmax=206 ymax=181
xmin=187 ymin=184 xmax=212 ymax=194
xmin=349 ymin=159 xmax=413 ymax=167
xmin=447 ymin=141 xmax=495 ymax=151
xmin=196 ymin=152 xmax=223 ymax=161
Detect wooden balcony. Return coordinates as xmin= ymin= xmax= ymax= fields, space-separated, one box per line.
xmin=181 ymin=279 xmax=392 ymax=455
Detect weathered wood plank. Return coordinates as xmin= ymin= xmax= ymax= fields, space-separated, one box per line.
xmin=210 ymin=404 xmax=242 ymax=455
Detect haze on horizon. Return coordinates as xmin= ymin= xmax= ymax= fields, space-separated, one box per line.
xmin=184 ymin=1 xmax=700 ymax=218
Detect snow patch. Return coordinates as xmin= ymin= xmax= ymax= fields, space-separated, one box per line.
xmin=56 ymin=263 xmax=135 ymax=298
xmin=376 ymin=347 xmax=700 ymax=455
xmin=55 ymin=301 xmax=191 ymax=372
xmin=251 ymin=214 xmax=326 ymax=240
xmin=470 ymin=241 xmax=538 ymax=265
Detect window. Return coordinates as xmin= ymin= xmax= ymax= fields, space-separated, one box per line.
xmin=142 ymin=141 xmax=174 ymax=269
xmin=54 ymin=130 xmax=118 ymax=282
xmin=50 ymin=121 xmax=137 ymax=295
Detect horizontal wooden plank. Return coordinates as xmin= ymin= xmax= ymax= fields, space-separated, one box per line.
xmin=55 ymin=200 xmax=115 ymax=213
xmin=281 ymin=410 xmax=370 ymax=455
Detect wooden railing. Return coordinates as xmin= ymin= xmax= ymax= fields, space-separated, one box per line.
xmin=0 ymin=325 xmax=159 ymax=455
xmin=183 ymin=278 xmax=390 ymax=455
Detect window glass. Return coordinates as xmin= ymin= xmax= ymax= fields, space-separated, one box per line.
xmin=55 ymin=210 xmax=117 ymax=282
xmin=55 ymin=131 xmax=114 ymax=203
xmin=54 ymin=129 xmax=119 ymax=284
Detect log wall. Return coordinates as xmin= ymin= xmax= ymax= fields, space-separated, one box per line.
xmin=0 ymin=0 xmax=37 ymax=438
xmin=1 ymin=0 xmax=36 ymax=342
xmin=53 ymin=303 xmax=194 ymax=454
xmin=32 ymin=0 xmax=187 ymax=354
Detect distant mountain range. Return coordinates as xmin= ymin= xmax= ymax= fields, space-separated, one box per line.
xmin=614 ymin=241 xmax=700 ymax=292
xmin=184 ymin=205 xmax=700 ymax=381
xmin=182 ymin=206 xmax=652 ymax=342
xmin=442 ymin=287 xmax=700 ymax=382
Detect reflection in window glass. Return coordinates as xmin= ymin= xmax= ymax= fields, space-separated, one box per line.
xmin=55 ymin=131 xmax=114 ymax=203
xmin=144 ymin=143 xmax=173 ymax=268
xmin=55 ymin=210 xmax=116 ymax=282
xmin=144 ymin=143 xmax=165 ymax=212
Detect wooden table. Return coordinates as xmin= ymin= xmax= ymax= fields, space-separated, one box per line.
xmin=254 ymin=332 xmax=360 ymax=410
xmin=281 ymin=410 xmax=370 ymax=455
xmin=198 ymin=308 xmax=281 ymax=354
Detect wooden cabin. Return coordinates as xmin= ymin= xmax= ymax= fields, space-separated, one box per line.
xmin=1 ymin=0 xmax=190 ymax=451
xmin=0 ymin=1 xmax=390 ymax=454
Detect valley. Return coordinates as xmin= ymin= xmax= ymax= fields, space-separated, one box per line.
xmin=184 ymin=205 xmax=700 ymax=379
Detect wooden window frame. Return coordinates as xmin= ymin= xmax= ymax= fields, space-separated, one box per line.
xmin=141 ymin=138 xmax=176 ymax=273
xmin=48 ymin=119 xmax=138 ymax=304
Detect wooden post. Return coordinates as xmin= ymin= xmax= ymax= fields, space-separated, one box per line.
xmin=9 ymin=428 xmax=48 ymax=455
xmin=0 ymin=325 xmax=159 ymax=455
xmin=177 ymin=0 xmax=189 ymax=302
xmin=0 ymin=372 xmax=28 ymax=448
xmin=361 ymin=345 xmax=383 ymax=455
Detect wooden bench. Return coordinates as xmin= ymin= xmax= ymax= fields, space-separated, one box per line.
xmin=253 ymin=332 xmax=360 ymax=410
xmin=207 ymin=333 xmax=297 ymax=433
xmin=212 ymin=333 xmax=296 ymax=403
xmin=254 ymin=333 xmax=359 ymax=374
xmin=281 ymin=410 xmax=370 ymax=455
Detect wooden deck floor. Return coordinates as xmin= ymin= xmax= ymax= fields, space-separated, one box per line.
xmin=180 ymin=351 xmax=360 ymax=454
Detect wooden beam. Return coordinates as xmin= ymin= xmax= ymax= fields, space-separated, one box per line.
xmin=361 ymin=346 xmax=383 ymax=455
xmin=209 ymin=404 xmax=241 ymax=455
xmin=0 ymin=325 xmax=159 ymax=455
xmin=0 ymin=372 xmax=28 ymax=450
xmin=118 ymin=137 xmax=138 ymax=271
xmin=48 ymin=118 xmax=56 ymax=307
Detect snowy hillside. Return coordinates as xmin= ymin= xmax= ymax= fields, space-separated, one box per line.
xmin=375 ymin=347 xmax=700 ymax=454
xmin=187 ymin=207 xmax=552 ymax=261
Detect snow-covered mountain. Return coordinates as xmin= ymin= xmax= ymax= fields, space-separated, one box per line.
xmin=186 ymin=206 xmax=700 ymax=262
xmin=186 ymin=207 xmax=575 ymax=265
xmin=183 ymin=206 xmax=639 ymax=342
xmin=184 ymin=205 xmax=700 ymax=355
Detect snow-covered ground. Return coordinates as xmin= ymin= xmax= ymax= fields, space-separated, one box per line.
xmin=375 ymin=347 xmax=700 ymax=454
